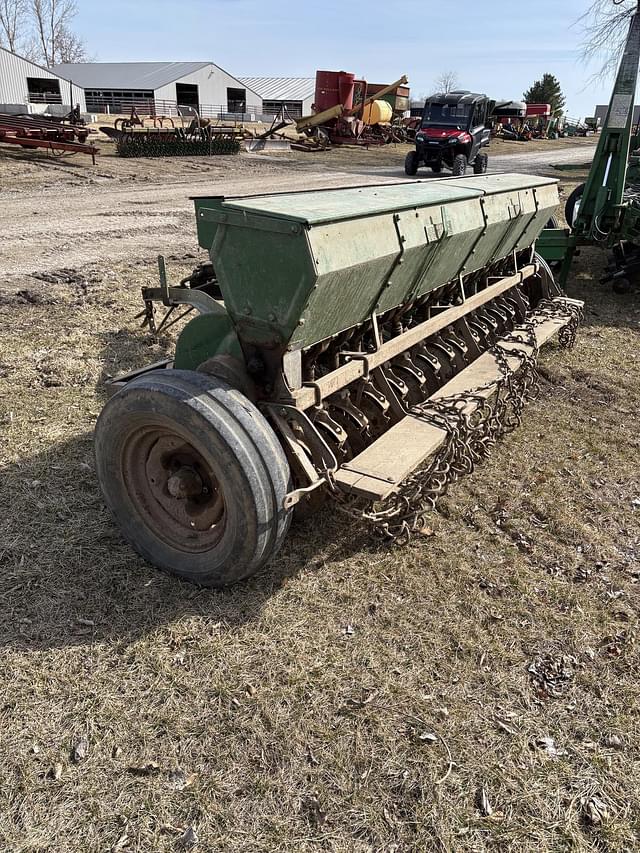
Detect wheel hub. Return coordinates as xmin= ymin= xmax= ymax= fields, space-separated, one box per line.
xmin=123 ymin=427 xmax=226 ymax=553
xmin=167 ymin=466 xmax=204 ymax=499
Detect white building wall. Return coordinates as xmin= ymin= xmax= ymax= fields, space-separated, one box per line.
xmin=153 ymin=64 xmax=262 ymax=113
xmin=301 ymin=93 xmax=315 ymax=115
xmin=0 ymin=47 xmax=86 ymax=110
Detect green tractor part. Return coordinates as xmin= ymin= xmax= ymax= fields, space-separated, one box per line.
xmin=537 ymin=6 xmax=640 ymax=292
xmin=95 ymin=176 xmax=583 ymax=586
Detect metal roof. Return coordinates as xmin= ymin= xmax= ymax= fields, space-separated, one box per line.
xmin=427 ymin=91 xmax=487 ymax=105
xmin=240 ymin=77 xmax=314 ymax=102
xmin=52 ymin=61 xmax=213 ymax=90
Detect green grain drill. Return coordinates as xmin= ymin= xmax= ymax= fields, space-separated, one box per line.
xmin=94 ymin=174 xmax=583 ymax=586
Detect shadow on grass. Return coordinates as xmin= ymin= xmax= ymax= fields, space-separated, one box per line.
xmin=0 ymin=145 xmax=95 ymax=171
xmin=566 ymin=248 xmax=640 ymax=331
xmin=0 ymin=428 xmax=372 ymax=652
xmin=96 ymin=327 xmax=174 ymax=403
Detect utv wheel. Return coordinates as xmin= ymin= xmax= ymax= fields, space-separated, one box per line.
xmin=452 ymin=154 xmax=467 ymax=176
xmin=405 ymin=151 xmax=419 ymax=176
xmin=94 ymin=370 xmax=292 ymax=587
xmin=473 ymin=153 xmax=488 ymax=174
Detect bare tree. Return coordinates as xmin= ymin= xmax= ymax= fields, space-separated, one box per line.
xmin=0 ymin=0 xmax=28 ymax=52
xmin=580 ymin=0 xmax=636 ymax=79
xmin=54 ymin=22 xmax=86 ymax=61
xmin=30 ymin=0 xmax=87 ymax=65
xmin=433 ymin=70 xmax=459 ymax=93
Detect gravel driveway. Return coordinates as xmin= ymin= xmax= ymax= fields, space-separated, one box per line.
xmin=0 ymin=142 xmax=595 ymax=285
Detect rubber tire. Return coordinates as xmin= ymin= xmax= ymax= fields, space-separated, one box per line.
xmin=94 ymin=369 xmax=292 ymax=587
xmin=452 ymin=153 xmax=467 ymax=176
xmin=564 ymin=183 xmax=585 ymax=229
xmin=405 ymin=150 xmax=419 ymax=176
xmin=473 ymin=153 xmax=488 ymax=174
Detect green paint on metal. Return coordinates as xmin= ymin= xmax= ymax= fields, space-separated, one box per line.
xmin=173 ymin=312 xmax=242 ymax=371
xmin=190 ymin=174 xmax=559 ymax=353
xmin=453 ymin=174 xmax=558 ymax=193
xmin=534 ymin=11 xmax=640 ymax=275
xmin=193 ymin=196 xmax=225 ymax=254
xmin=536 ymin=227 xmax=573 ymax=262
xmin=219 ymin=181 xmax=483 ymax=225
xmin=573 ymin=12 xmax=640 ymax=241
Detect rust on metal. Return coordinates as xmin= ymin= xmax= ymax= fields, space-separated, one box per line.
xmin=333 ymin=298 xmax=583 ymax=501
xmin=292 ymin=264 xmax=538 ymax=410
xmin=0 ymin=113 xmax=98 ymax=163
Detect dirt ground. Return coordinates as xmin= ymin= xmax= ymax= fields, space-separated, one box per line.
xmin=0 ymin=133 xmax=598 ymax=188
xmin=0 ymin=137 xmax=596 ymax=284
xmin=1 ymin=141 xmax=639 ymax=853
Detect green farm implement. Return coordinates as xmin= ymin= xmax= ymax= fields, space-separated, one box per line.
xmin=537 ymin=6 xmax=640 ymax=292
xmin=94 ymin=2 xmax=640 ymax=587
xmin=95 ymin=174 xmax=583 ymax=585
xmin=95 ymin=3 xmax=640 ymax=587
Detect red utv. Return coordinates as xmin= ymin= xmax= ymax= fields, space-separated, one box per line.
xmin=405 ymin=91 xmax=493 ymax=177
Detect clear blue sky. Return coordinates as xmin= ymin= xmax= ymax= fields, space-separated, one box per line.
xmin=75 ymin=0 xmax=618 ymax=117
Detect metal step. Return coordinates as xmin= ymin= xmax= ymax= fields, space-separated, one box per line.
xmin=334 ymin=300 xmax=582 ymax=500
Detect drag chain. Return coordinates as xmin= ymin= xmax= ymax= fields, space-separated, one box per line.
xmin=534 ymin=298 xmax=584 ymax=349
xmin=333 ymin=302 xmax=582 ymax=544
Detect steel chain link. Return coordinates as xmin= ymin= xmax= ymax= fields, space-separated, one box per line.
xmin=332 ymin=301 xmax=583 ymax=543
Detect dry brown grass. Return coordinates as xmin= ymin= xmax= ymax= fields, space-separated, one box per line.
xmin=1 ymin=174 xmax=639 ymax=852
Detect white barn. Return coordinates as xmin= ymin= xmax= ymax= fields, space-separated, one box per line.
xmin=240 ymin=77 xmax=315 ymax=118
xmin=0 ymin=46 xmax=86 ymax=114
xmin=52 ymin=61 xmax=262 ymax=118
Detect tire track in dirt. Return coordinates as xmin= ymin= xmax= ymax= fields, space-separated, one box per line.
xmin=0 ymin=144 xmax=595 ymax=287
xmin=0 ymin=165 xmax=399 ymax=285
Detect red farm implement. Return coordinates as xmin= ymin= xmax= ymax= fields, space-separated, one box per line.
xmin=0 ymin=114 xmax=98 ymax=163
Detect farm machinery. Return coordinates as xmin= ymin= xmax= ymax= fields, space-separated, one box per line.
xmin=93 ymin=3 xmax=640 ymax=588
xmin=0 ymin=113 xmax=98 ymax=163
xmin=405 ymin=91 xmax=492 ymax=176
xmin=326 ymin=75 xmax=411 ymax=145
xmin=301 ymin=72 xmax=410 ymax=147
xmin=243 ymin=73 xmax=411 ymax=152
xmin=95 ymin=174 xmax=582 ymax=586
xmin=537 ymin=4 xmax=640 ymax=293
xmin=101 ymin=108 xmax=242 ymax=157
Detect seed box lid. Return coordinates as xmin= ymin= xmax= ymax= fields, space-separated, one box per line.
xmin=204 ymin=174 xmax=557 ymax=226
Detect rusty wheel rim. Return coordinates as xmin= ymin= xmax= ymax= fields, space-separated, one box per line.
xmin=122 ymin=425 xmax=226 ymax=553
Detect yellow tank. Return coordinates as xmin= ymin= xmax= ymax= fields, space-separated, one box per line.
xmin=362 ymin=99 xmax=393 ymax=125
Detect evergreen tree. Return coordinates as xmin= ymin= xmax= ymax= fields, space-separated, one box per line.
xmin=523 ymin=74 xmax=566 ymax=117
